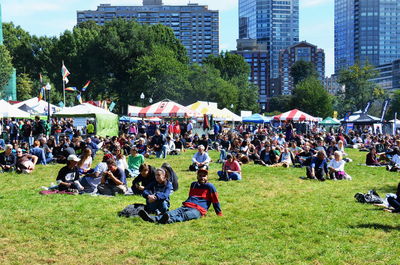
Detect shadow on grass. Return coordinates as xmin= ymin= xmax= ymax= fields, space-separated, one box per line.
xmin=349 ymin=223 xmax=400 ymax=231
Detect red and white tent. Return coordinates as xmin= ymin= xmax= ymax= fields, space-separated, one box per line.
xmin=133 ymin=99 xmax=201 ymax=118
xmin=273 ymin=109 xmax=318 ymax=122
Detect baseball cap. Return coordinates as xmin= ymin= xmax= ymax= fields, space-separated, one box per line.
xmin=67 ymin=154 xmax=80 ymax=162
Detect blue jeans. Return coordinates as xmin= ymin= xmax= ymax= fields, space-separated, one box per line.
xmin=155 ymin=145 xmax=168 ymax=159
xmin=220 ymin=149 xmax=227 ymax=161
xmin=45 ymin=153 xmax=54 ymax=164
xmin=155 ymin=206 xmax=201 ymax=223
xmin=217 ymin=171 xmax=242 ymax=180
xmin=146 ymin=199 xmax=169 ymax=215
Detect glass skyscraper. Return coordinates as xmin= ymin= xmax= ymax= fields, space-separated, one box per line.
xmin=335 ymin=0 xmax=400 ymax=73
xmin=239 ymin=0 xmax=299 ymax=79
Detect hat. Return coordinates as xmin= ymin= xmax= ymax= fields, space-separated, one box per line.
xmin=197 ymin=168 xmax=208 ymax=175
xmin=67 ymin=154 xmax=80 ymax=162
xmin=103 ymin=153 xmax=114 ymax=160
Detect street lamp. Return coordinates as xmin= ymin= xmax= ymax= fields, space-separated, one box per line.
xmin=230 ymin=104 xmax=234 ymax=129
xmin=45 ymin=83 xmax=51 ymax=122
xmin=140 ymin=92 xmax=145 ymax=107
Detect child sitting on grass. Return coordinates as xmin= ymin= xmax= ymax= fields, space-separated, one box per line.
xmin=328 ymin=151 xmax=352 ymax=180
xmin=142 ymin=168 xmax=172 ymax=215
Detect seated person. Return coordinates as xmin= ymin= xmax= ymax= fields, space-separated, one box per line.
xmin=218 ymin=154 xmax=242 ymax=181
xmin=56 ymin=155 xmax=81 ymax=192
xmin=189 ymin=145 xmax=210 ymax=171
xmin=218 ymin=135 xmax=231 ymax=163
xmin=173 ymin=135 xmax=184 ymax=155
xmin=16 ymin=148 xmax=38 ymax=174
xmin=165 ymin=136 xmax=176 ymax=155
xmin=150 ymin=129 xmax=167 ymax=159
xmin=259 ymin=145 xmax=272 ymax=166
xmin=306 ymin=150 xmax=328 ymax=181
xmin=296 ymin=145 xmax=314 ymax=167
xmin=136 ymin=138 xmax=149 ymax=158
xmin=385 ymin=182 xmax=400 ymax=213
xmin=0 ymin=144 xmax=17 ymax=172
xmin=77 ymin=148 xmax=92 ymax=174
xmin=127 ymin=147 xmax=145 ymax=177
xmin=270 ymin=147 xmax=294 ymax=168
xmin=0 ymin=138 xmax=5 ymax=150
xmin=328 ymin=151 xmax=351 ymax=180
xmin=142 ymin=168 xmax=173 ymax=215
xmin=30 ymin=140 xmax=47 ymax=165
xmin=161 ymin=162 xmax=179 ymax=191
xmin=387 ymin=148 xmax=400 ymax=172
xmin=80 ymin=153 xmax=113 ymax=193
xmin=366 ymin=147 xmax=384 ymax=166
xmin=97 ymin=159 xmax=127 ymax=195
xmin=131 ymin=163 xmax=156 ymax=195
xmin=138 ymin=168 xmax=222 ymax=224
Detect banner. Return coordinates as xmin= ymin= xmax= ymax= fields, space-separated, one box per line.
xmin=380 ymin=99 xmax=391 ymax=122
xmin=343 ymin=111 xmax=352 ymax=121
xmin=363 ymin=100 xmax=373 ymax=113
xmin=109 ymin=102 xmax=116 ymax=112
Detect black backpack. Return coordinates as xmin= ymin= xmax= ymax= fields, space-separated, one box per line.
xmin=354 ymin=190 xmax=383 ymax=204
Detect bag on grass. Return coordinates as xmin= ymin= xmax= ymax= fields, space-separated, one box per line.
xmin=354 ymin=190 xmax=383 ymax=204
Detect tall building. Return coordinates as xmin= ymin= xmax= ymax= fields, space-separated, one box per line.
xmin=0 ymin=4 xmax=17 ymax=101
xmin=232 ymin=39 xmax=270 ymax=110
xmin=369 ymin=59 xmax=400 ymax=92
xmin=335 ymin=0 xmax=400 ymax=73
xmin=238 ymin=0 xmax=299 ymax=109
xmin=279 ymin=41 xmax=325 ymax=95
xmin=239 ymin=0 xmax=299 ymax=80
xmin=77 ymin=0 xmax=219 ymax=63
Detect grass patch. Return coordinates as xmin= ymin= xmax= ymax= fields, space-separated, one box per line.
xmin=0 ymin=149 xmax=400 ymax=264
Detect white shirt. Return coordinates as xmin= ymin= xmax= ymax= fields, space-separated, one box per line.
xmin=392 ymin=154 xmax=400 ymax=166
xmin=328 ymin=159 xmax=345 ymax=171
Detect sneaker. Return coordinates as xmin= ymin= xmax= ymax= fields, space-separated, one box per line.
xmin=138 ymin=210 xmax=156 ymax=223
xmin=386 ymin=165 xmax=392 ymax=171
xmin=159 ymin=213 xmax=170 ymax=224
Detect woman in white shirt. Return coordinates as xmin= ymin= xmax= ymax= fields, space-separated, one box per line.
xmin=78 ymin=148 xmax=92 ymax=174
xmin=328 ymin=151 xmax=351 ymax=180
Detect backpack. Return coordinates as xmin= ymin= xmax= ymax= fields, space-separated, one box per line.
xmin=354 ymin=190 xmax=383 ymax=204
xmin=118 ymin=203 xmax=146 ymax=217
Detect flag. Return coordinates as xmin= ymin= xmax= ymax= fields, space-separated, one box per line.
xmin=38 ymin=86 xmax=45 ymax=102
xmin=109 ymin=102 xmax=116 ymax=112
xmin=363 ymin=100 xmax=373 ymax=114
xmin=77 ymin=94 xmax=83 ymax=104
xmin=380 ymin=99 xmax=391 ymax=122
xmin=61 ymin=62 xmax=70 ymax=81
xmin=39 ymin=73 xmax=43 ymax=85
xmin=65 ymin=87 xmax=78 ymax=92
xmin=64 ymin=76 xmax=69 ymax=84
xmin=82 ymin=81 xmax=91 ymax=92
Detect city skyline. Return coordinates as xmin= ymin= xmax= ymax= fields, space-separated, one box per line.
xmin=0 ymin=0 xmax=334 ymax=75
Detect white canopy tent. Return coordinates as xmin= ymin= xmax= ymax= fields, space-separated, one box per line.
xmin=13 ymin=98 xmax=60 ymax=114
xmin=55 ymin=103 xmax=114 ymax=116
xmin=0 ymin=100 xmax=31 ymax=118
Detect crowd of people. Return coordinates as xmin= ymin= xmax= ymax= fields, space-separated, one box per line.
xmin=1 ymin=116 xmax=400 ymax=223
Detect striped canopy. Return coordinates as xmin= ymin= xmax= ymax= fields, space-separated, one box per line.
xmin=273 ymin=109 xmax=317 ymax=122
xmin=187 ymin=101 xmax=227 ymax=119
xmin=135 ymin=99 xmax=201 ymax=118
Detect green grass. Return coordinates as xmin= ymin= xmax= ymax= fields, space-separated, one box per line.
xmin=1 ymin=149 xmax=400 ymax=264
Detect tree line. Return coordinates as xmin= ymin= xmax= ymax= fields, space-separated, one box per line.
xmin=1 ymin=20 xmax=259 ymax=113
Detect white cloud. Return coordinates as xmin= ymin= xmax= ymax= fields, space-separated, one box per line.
xmin=301 ymin=0 xmax=331 ymax=8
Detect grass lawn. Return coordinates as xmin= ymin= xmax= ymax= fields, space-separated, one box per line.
xmin=0 ymin=148 xmax=400 ymax=264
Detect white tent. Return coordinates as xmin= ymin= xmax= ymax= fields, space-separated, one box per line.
xmin=218 ymin=108 xmax=242 ymax=122
xmin=55 ymin=103 xmax=114 ymax=115
xmin=0 ymin=100 xmax=31 ymax=118
xmin=13 ymin=98 xmax=60 ymax=114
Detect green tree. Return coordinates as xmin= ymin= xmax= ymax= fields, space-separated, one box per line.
xmin=291 ymin=77 xmax=333 ymax=118
xmin=337 ymin=63 xmax=378 ymax=112
xmin=269 ymin=95 xmax=293 ymax=113
xmin=290 ymin=60 xmax=318 ymax=86
xmin=386 ymin=90 xmax=400 ymax=120
xmin=203 ymin=52 xmax=250 ymax=81
xmin=0 ymin=45 xmax=13 ymax=92
xmin=16 ymin=73 xmax=34 ymax=100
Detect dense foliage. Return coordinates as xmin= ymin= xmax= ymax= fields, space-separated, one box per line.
xmin=0 ymin=45 xmax=13 ymax=93
xmin=3 ymin=20 xmax=258 ymax=113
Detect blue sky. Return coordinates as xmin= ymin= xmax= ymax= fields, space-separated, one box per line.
xmin=1 ymin=0 xmax=334 ymax=75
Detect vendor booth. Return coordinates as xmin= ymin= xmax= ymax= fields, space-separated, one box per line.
xmin=54 ymin=103 xmax=118 ymax=137
xmin=0 ymin=100 xmax=30 ymax=118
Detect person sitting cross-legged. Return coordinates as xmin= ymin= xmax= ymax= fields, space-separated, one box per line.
xmin=142 ymin=168 xmax=173 ymax=215
xmin=218 ymin=154 xmax=242 ymax=181
xmin=127 ymin=147 xmax=145 ymax=178
xmin=189 ymin=145 xmax=210 ymax=171
xmin=138 ymin=168 xmax=222 ymax=224
xmin=131 ymin=163 xmax=156 ymax=195
xmin=56 ymin=155 xmax=81 ymax=192
xmin=97 ymin=159 xmax=127 ymax=196
xmin=306 ymin=150 xmax=328 ymax=181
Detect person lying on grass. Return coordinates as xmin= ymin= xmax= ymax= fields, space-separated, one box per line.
xmin=383 ymin=182 xmax=400 ymax=213
xmin=142 ymin=168 xmax=173 ymax=215
xmin=328 ymin=151 xmax=351 ymax=180
xmin=138 ymin=168 xmax=222 ymax=224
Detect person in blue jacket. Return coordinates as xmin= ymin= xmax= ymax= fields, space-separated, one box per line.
xmin=306 ymin=150 xmax=328 ymax=181
xmin=142 ymin=168 xmax=173 ymax=215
